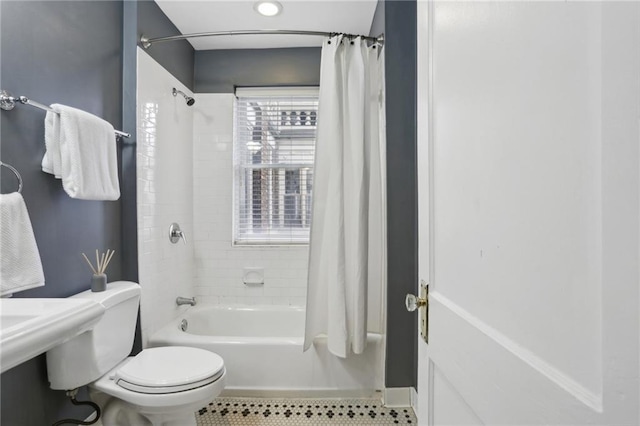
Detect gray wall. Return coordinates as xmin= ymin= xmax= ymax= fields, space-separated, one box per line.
xmin=0 ymin=1 xmax=124 ymax=424
xmin=370 ymin=0 xmax=419 ymax=389
xmin=123 ymin=0 xmax=143 ymax=354
xmin=138 ymin=0 xmax=195 ymax=91
xmin=194 ymin=47 xmax=321 ymax=93
xmin=0 ymin=1 xmax=189 ymax=423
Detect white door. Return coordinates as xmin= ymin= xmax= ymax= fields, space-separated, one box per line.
xmin=415 ymin=1 xmax=640 ymax=425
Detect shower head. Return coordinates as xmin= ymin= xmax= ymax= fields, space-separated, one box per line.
xmin=172 ymin=88 xmax=195 ymax=106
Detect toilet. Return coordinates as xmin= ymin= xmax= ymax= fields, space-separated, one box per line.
xmin=46 ymin=281 xmax=225 ymax=426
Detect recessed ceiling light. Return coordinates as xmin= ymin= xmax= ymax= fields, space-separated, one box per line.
xmin=254 ymin=1 xmax=283 ymax=17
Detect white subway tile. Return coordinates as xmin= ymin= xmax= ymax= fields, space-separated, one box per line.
xmin=189 ymin=91 xmax=310 ymax=306
xmin=270 ymin=296 xmax=291 ymax=306
xmin=263 ymin=287 xmax=285 ymax=298
xmin=289 ymin=297 xmax=307 ymax=307
xmin=219 ymin=296 xmax=238 ymax=305
xmin=197 ymin=295 xmax=220 ymax=305
xmin=137 ymin=49 xmax=195 ymax=340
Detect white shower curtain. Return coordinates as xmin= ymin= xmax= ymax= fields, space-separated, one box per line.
xmin=304 ymin=36 xmax=386 ymax=358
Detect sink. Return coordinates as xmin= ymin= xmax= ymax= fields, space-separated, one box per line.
xmin=0 ymin=298 xmax=104 ymax=373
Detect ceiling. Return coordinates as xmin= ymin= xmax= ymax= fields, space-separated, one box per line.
xmin=154 ymin=0 xmax=379 ymax=50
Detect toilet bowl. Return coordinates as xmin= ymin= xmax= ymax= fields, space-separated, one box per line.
xmin=91 ymin=347 xmax=225 ymax=426
xmin=46 ymin=282 xmax=226 ymax=426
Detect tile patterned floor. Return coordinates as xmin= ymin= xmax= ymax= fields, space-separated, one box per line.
xmin=196 ymin=397 xmax=417 ymax=425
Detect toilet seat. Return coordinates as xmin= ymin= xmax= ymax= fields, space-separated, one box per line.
xmin=91 ymin=357 xmax=226 ymax=410
xmin=114 ymin=347 xmax=225 ymax=394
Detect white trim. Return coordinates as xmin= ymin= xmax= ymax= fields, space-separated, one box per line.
xmin=222 ymin=388 xmax=382 ymax=399
xmin=383 ymin=387 xmax=413 ymax=407
xmin=235 ymin=86 xmax=319 ymax=97
xmin=431 ymin=291 xmax=603 ymax=412
xmin=410 ymin=387 xmax=418 ymax=411
xmin=232 ymin=90 xmax=317 ymax=246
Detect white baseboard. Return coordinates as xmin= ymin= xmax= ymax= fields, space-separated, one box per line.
xmin=382 ymin=387 xmax=414 ymax=407
xmin=221 ymin=388 xmax=383 ymax=399
xmin=410 ymin=387 xmax=418 ymax=410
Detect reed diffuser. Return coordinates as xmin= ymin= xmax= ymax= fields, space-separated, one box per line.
xmin=81 ymin=249 xmax=115 ymax=292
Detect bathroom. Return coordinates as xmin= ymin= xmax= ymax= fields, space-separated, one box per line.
xmin=2 ymin=1 xmax=640 ymax=425
xmin=1 ymin=0 xmax=416 ymax=424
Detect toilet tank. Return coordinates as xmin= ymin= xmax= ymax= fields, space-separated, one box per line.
xmin=46 ymin=281 xmax=141 ymax=390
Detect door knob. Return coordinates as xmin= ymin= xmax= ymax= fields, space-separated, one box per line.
xmin=407 ymin=281 xmax=429 ymax=343
xmin=405 ymin=293 xmax=427 ymax=312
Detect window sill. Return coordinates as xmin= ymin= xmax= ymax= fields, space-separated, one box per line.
xmin=232 ymin=241 xmax=309 ymax=248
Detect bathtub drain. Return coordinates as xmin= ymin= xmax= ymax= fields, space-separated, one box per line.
xmin=180 ymin=319 xmax=188 ymax=332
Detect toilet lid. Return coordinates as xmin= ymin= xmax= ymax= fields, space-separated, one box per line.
xmin=115 ymin=347 xmax=224 ymax=394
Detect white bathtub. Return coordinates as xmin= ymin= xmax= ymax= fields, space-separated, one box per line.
xmin=148 ymin=305 xmax=384 ymax=394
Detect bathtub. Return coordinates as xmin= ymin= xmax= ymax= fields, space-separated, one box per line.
xmin=148 ymin=305 xmax=384 ymax=394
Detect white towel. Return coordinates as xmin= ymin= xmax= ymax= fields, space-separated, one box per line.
xmin=0 ymin=192 xmax=45 ymax=296
xmin=42 ymin=110 xmax=62 ymax=178
xmin=42 ymin=104 xmax=120 ymax=200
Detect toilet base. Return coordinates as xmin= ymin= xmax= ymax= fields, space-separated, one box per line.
xmin=100 ymin=397 xmax=197 ymax=426
xmin=88 ymin=359 xmax=226 ymax=426
xmin=91 ymin=390 xmax=200 ymax=426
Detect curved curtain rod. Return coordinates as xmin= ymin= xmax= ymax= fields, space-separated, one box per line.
xmin=140 ymin=30 xmax=384 ymax=49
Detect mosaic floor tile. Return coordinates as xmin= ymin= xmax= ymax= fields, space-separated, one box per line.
xmin=196 ymin=397 xmax=417 ymax=425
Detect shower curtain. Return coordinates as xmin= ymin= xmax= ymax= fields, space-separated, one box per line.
xmin=304 ymin=35 xmax=386 ymax=358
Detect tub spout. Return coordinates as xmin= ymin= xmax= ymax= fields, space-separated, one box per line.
xmin=176 ymin=296 xmax=196 ymax=306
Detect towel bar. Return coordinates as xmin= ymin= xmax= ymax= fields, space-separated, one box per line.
xmin=0 ymin=90 xmax=131 ymax=139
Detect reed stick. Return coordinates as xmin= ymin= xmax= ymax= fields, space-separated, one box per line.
xmin=83 ymin=249 xmax=116 ymax=275
xmin=81 ymin=253 xmax=98 ymax=274
xmin=101 ymin=250 xmax=109 ymax=274
xmin=104 ymin=250 xmax=115 ymax=273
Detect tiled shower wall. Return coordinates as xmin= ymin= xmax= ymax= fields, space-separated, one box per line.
xmin=137 ymin=49 xmax=195 ymax=344
xmin=136 ymin=87 xmax=383 ymax=330
xmin=192 ymin=94 xmax=310 ymax=306
xmin=192 ymin=94 xmax=384 ymax=334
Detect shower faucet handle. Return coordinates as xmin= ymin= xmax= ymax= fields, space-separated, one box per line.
xmin=169 ymin=223 xmax=187 ymax=244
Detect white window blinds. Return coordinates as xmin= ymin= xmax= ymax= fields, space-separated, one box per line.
xmin=233 ymin=87 xmax=319 ymax=244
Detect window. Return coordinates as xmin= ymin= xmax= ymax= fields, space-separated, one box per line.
xmin=233 ymin=87 xmax=318 ymax=244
